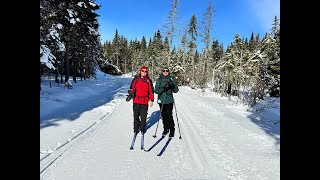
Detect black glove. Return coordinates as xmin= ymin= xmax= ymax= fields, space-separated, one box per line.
xmin=164 ymin=81 xmax=174 ymax=91
xmin=126 ymin=90 xmax=134 ymax=102
xmin=168 ymin=81 xmax=174 ymax=88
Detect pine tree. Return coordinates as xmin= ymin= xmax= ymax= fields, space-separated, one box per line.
xmin=248 ymin=32 xmax=255 ymax=52
xmin=271 ymin=16 xmax=280 ymax=39
xmin=188 ymin=15 xmax=198 ymax=85
xmin=200 ymin=0 xmax=214 ymax=50
xmin=112 ymin=29 xmax=120 ymax=68
xmin=163 ymin=0 xmax=179 ymax=66
xmin=141 ymin=36 xmax=147 ymax=51
xmin=199 ymin=0 xmax=214 ymax=88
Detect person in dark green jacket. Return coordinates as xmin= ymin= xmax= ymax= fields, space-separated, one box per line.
xmin=154 ymin=67 xmax=179 ymax=138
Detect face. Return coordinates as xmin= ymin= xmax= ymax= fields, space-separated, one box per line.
xmin=141 ymin=69 xmax=148 ymax=77
xmin=162 ymin=69 xmax=169 ymax=76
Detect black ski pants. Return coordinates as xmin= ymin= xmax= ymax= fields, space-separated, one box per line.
xmin=133 ymin=103 xmax=148 ymax=133
xmin=158 ymin=103 xmax=175 ymax=131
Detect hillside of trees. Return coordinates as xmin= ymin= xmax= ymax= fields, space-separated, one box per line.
xmin=40 ymin=0 xmax=280 ymax=106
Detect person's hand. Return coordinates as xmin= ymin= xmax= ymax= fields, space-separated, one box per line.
xmin=168 ymin=81 xmax=174 ymax=89
xmin=128 ymin=90 xmax=134 ymax=96
xmin=149 ymin=101 xmax=153 ymax=107
xmin=164 ymin=83 xmax=170 ymax=90
xmin=126 ymin=90 xmax=134 ymax=102
xmin=164 ymin=81 xmax=174 ymax=90
xmin=126 ymin=94 xmax=132 ymax=102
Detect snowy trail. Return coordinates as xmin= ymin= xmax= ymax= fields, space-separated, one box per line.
xmin=40 ymin=86 xmax=279 ymax=180
xmin=174 ymin=88 xmax=280 ymax=179
xmin=40 ymin=76 xmax=131 ymax=158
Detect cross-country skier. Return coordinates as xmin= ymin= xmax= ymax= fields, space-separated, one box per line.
xmin=127 ymin=66 xmax=154 ymax=135
xmin=154 ymin=67 xmax=179 ymax=138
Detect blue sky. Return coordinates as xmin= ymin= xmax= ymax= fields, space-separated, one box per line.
xmin=96 ymin=0 xmax=280 ymax=50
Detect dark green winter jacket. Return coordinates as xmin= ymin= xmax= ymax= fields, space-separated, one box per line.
xmin=154 ymin=74 xmax=179 ymax=104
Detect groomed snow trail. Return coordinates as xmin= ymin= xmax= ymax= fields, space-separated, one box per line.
xmin=40 ymin=87 xmax=279 ymax=180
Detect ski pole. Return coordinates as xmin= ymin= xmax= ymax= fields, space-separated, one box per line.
xmin=153 ymin=101 xmax=164 ymax=138
xmin=153 ymin=93 xmax=166 ymax=138
xmin=173 ymin=97 xmax=182 ymax=139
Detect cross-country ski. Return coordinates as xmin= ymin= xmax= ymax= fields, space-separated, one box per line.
xmin=157 ymin=138 xmax=172 ymax=156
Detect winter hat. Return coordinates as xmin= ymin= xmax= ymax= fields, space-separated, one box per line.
xmin=139 ymin=66 xmax=149 ymax=78
xmin=140 ymin=66 xmax=148 ymax=72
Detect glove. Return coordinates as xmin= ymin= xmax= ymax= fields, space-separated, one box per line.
xmin=168 ymin=81 xmax=174 ymax=88
xmin=126 ymin=90 xmax=134 ymax=102
xmin=164 ymin=81 xmax=174 ymax=91
xmin=125 ymin=94 xmax=132 ymax=102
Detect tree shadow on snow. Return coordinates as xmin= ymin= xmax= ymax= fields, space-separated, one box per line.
xmin=247 ymin=107 xmax=280 ymax=147
xmin=40 ymin=85 xmax=128 ymax=129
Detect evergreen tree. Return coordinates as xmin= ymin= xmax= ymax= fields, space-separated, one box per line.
xmin=271 ymin=16 xmax=280 ymax=39
xmin=188 ymin=14 xmax=198 ymax=85
xmin=199 ymin=0 xmax=214 ymax=88
xmin=248 ymin=32 xmax=255 ymax=52
xmin=112 ymin=29 xmax=120 ymax=68
xmin=141 ymin=36 xmax=147 ymax=51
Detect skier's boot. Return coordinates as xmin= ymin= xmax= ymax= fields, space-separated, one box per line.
xmin=134 ymin=128 xmax=139 ymax=135
xmin=141 ymin=129 xmax=145 ymax=135
xmin=169 ymin=128 xmax=175 ymax=138
xmin=162 ymin=129 xmax=169 ymax=136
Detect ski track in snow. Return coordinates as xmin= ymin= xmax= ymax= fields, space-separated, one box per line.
xmin=40 ymin=86 xmax=279 ymax=180
xmin=40 ymin=76 xmax=130 ymax=159
xmin=175 ymin=88 xmax=280 ymax=179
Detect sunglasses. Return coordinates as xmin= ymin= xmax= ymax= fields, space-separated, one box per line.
xmin=141 ymin=70 xmax=148 ymax=73
xmin=162 ymin=69 xmax=169 ymax=72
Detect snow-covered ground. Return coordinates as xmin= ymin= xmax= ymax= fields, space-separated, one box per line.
xmin=40 ymin=71 xmax=280 ymax=180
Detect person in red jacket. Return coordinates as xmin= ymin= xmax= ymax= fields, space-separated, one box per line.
xmin=128 ymin=66 xmax=154 ymax=135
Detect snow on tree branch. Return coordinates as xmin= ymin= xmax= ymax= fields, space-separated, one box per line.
xmin=40 ymin=45 xmax=56 ymax=70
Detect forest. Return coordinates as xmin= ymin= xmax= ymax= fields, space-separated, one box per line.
xmin=40 ymin=0 xmax=280 ymax=106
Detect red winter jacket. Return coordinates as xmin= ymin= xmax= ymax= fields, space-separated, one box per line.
xmin=129 ymin=67 xmax=154 ymax=104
